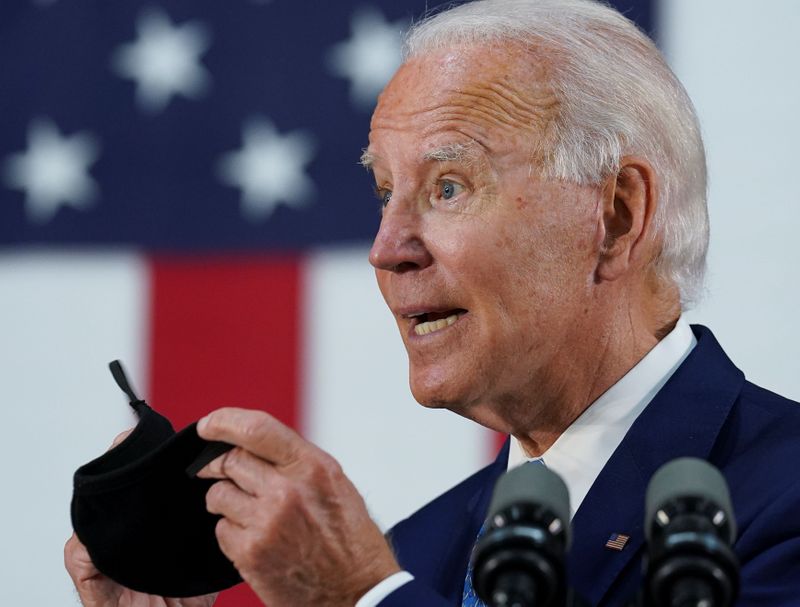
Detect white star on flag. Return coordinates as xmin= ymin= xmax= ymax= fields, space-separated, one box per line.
xmin=327 ymin=7 xmax=407 ymax=110
xmin=217 ymin=117 xmax=316 ymax=221
xmin=2 ymin=118 xmax=100 ymax=224
xmin=112 ymin=7 xmax=211 ymax=114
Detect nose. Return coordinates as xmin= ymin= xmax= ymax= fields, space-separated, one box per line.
xmin=369 ymin=206 xmax=433 ymax=273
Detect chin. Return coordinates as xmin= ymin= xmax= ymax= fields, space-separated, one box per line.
xmin=409 ymin=382 xmax=450 ymax=409
xmin=412 ymin=384 xmax=502 ymax=433
xmin=409 ymin=368 xmax=474 ymax=412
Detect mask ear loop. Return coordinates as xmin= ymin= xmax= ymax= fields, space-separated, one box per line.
xmin=109 ymin=359 xmax=233 ymax=477
xmin=109 ymin=360 xmax=149 ymax=417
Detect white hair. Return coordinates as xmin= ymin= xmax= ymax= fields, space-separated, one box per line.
xmin=404 ymin=0 xmax=709 ymax=307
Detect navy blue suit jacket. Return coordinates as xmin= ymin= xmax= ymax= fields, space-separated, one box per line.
xmin=378 ymin=326 xmax=800 ymax=606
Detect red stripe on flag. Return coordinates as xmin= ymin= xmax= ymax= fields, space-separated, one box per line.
xmin=148 ymin=254 xmax=303 ymax=606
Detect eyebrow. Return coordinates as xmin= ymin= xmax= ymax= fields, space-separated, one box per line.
xmin=360 ymin=142 xmax=482 ymax=171
xmin=359 ymin=148 xmax=375 ymax=169
xmin=422 ymin=142 xmax=481 ymax=165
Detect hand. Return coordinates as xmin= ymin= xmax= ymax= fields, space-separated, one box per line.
xmin=64 ymin=534 xmax=217 ymax=607
xmin=64 ymin=430 xmax=218 ymax=607
xmin=196 ymin=407 xmax=401 ymax=607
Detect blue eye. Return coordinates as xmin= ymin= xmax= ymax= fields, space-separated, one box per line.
xmin=438 ymin=180 xmax=462 ymax=201
xmin=374 ymin=187 xmax=392 ymax=207
xmin=442 ymin=181 xmax=456 ymax=199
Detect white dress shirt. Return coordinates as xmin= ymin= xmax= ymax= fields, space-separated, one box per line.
xmin=508 ymin=316 xmax=696 ymax=517
xmin=356 ymin=317 xmax=696 ymax=606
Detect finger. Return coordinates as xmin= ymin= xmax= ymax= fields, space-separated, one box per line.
xmin=109 ymin=428 xmax=134 ymax=449
xmin=205 ymin=479 xmax=259 ymax=525
xmin=196 ymin=447 xmax=280 ymax=496
xmin=214 ymin=516 xmax=246 ymax=565
xmin=197 ymin=407 xmax=305 ymax=467
xmin=64 ymin=534 xmax=84 ymax=573
xmin=64 ymin=533 xmax=99 ymax=584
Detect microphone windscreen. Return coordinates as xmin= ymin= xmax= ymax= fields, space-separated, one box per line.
xmin=645 ymin=457 xmax=736 ymax=543
xmin=487 ymin=462 xmax=571 ymax=547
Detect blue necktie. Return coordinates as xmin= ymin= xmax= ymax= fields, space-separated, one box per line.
xmin=462 ymin=458 xmax=545 ymax=607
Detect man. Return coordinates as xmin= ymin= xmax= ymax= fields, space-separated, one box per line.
xmin=65 ymin=0 xmax=800 ymax=605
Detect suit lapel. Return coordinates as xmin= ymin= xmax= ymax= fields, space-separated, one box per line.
xmin=568 ymin=325 xmax=744 ymax=605
xmin=434 ymin=440 xmax=510 ymax=600
xmin=389 ymin=440 xmax=509 ymax=601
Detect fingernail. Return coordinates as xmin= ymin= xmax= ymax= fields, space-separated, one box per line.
xmin=197 ymin=415 xmax=210 ymax=433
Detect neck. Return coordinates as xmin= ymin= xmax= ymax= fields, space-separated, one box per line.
xmin=509 ymin=283 xmax=681 ymax=457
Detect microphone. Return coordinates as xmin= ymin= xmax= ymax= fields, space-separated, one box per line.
xmin=471 ymin=462 xmax=572 ymax=607
xmin=643 ymin=457 xmax=739 ymax=607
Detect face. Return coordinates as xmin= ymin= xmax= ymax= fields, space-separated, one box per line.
xmin=366 ymin=46 xmax=604 ymax=431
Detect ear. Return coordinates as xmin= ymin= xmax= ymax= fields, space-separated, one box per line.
xmin=595 ymin=156 xmax=658 ymax=283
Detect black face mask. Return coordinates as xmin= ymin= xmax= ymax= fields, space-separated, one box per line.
xmin=71 ymin=361 xmax=239 ymax=597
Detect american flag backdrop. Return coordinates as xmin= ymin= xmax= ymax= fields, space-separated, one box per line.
xmin=2 ymin=1 xmax=799 ymax=605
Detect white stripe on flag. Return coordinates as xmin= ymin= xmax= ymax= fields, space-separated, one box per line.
xmin=0 ymin=250 xmax=147 ymax=605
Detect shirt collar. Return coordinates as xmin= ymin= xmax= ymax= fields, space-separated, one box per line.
xmin=507 ymin=316 xmax=697 ymax=518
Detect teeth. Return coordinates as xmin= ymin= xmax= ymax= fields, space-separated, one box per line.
xmin=414 ymin=313 xmax=460 ymax=336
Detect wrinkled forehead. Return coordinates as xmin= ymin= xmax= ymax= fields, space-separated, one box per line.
xmin=368 ymin=43 xmax=559 ymax=160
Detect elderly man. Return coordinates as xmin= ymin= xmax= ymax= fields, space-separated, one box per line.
xmin=66 ymin=0 xmax=800 ymax=605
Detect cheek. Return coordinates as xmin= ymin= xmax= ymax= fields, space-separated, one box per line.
xmin=486 ymin=223 xmax=594 ymax=312
xmin=375 ymin=269 xmax=391 ymax=302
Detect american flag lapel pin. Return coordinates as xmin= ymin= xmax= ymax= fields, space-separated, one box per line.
xmin=605 ymin=532 xmax=630 ymax=551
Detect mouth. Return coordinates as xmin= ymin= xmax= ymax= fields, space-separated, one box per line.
xmin=405 ymin=309 xmax=468 ymax=336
